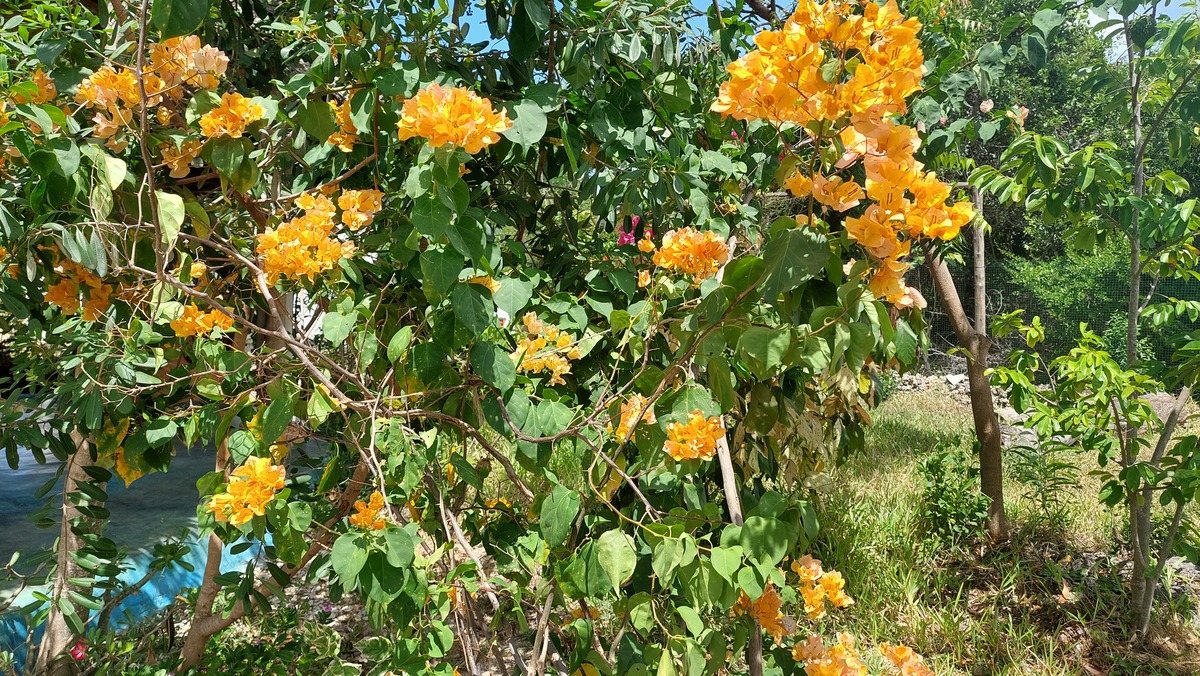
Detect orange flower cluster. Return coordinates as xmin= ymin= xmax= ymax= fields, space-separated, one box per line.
xmin=327 ymin=98 xmax=358 ymax=152
xmin=148 ymin=36 xmax=229 ymax=96
xmin=792 ymin=633 xmax=868 ymax=676
xmin=336 ymin=189 xmax=384 ymax=230
xmin=170 ymin=303 xmax=234 ymax=337
xmin=206 ymin=456 xmax=286 ymax=527
xmin=663 ymin=411 xmax=725 ymax=461
xmin=72 ymin=36 xmax=227 ymax=152
xmin=13 ymin=69 xmax=57 ymax=105
xmin=256 ymin=192 xmax=357 ymax=284
xmin=613 ymin=393 xmax=656 ymax=442
xmin=395 ymin=83 xmax=512 ymax=154
xmin=199 ymin=92 xmax=264 ymax=138
xmin=880 ymin=643 xmax=936 ymax=676
xmin=792 ymin=554 xmax=853 ymax=619
xmin=44 ymin=258 xmax=112 ymax=321
xmin=651 ymin=227 xmax=731 ymax=284
xmin=711 ymin=0 xmax=971 ymax=303
xmin=512 ymin=312 xmax=581 ymax=385
xmin=733 ymin=583 xmax=794 ymax=642
xmin=349 ymin=490 xmax=387 ymax=530
xmin=161 ymin=139 xmax=204 ymax=178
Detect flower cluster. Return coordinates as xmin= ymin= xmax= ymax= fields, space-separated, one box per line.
xmin=612 ymin=393 xmax=657 ymax=442
xmin=13 ymin=69 xmax=57 ymax=105
xmin=161 ymin=138 xmax=205 ymax=178
xmin=663 ymin=411 xmax=725 ymax=461
xmin=733 ymin=583 xmax=794 ymax=642
xmin=336 ymin=189 xmax=384 ymax=230
xmin=206 ymin=457 xmax=286 ymax=527
xmin=395 ymin=83 xmax=512 ymax=154
xmin=792 ymin=633 xmax=869 ymax=676
xmin=792 ymin=554 xmax=853 ymax=619
xmin=72 ymin=36 xmax=228 ymax=152
xmin=44 ymin=258 xmax=113 ymax=321
xmin=880 ymin=642 xmax=936 ymax=676
xmin=349 ymin=490 xmax=387 ymax=530
xmin=170 ymin=303 xmax=234 ymax=337
xmin=328 ymin=98 xmax=358 ymax=152
xmin=256 ymin=191 xmax=358 ymax=284
xmin=651 ymin=227 xmax=731 ymax=284
xmin=199 ymin=92 xmax=264 ymax=138
xmin=711 ymin=0 xmax=971 ymax=303
xmin=512 ymin=312 xmax=581 ymax=385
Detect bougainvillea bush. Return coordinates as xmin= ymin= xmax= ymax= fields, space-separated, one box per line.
xmin=0 ymin=0 xmax=974 ymax=673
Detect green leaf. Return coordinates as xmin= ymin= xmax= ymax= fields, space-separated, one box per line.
xmin=387 ymin=326 xmax=414 ymax=363
xmin=540 ymin=484 xmax=580 ymax=548
xmin=419 ymin=248 xmax=461 ymax=302
xmin=494 ymin=277 xmax=533 ymax=316
xmin=736 ymin=326 xmax=791 ymax=380
xmin=262 ymin=389 xmax=296 ymax=445
xmin=288 ymin=502 xmax=313 ymax=532
xmin=295 ymin=99 xmax=337 ymax=141
xmin=710 ymin=545 xmax=742 ymax=583
xmin=452 ymin=284 xmax=492 ymax=336
xmin=412 ymin=192 xmax=454 ymax=239
xmin=384 ymin=526 xmax=414 ymax=568
xmin=738 ymin=516 xmax=791 ymax=566
xmin=596 ymin=529 xmax=638 ymax=593
xmin=676 ymin=606 xmax=705 ymax=638
xmin=331 ymin=533 xmax=367 ymax=588
xmin=1032 ymin=8 xmax=1064 ymax=37
xmin=525 ymin=0 xmax=550 ymax=29
xmin=157 ymin=191 xmax=185 ymax=249
xmin=152 ymin=0 xmax=209 ymax=38
xmin=322 ymin=308 xmax=356 ymax=347
xmin=470 ymin=341 xmax=516 ymax=392
xmin=502 ymin=101 xmax=548 ymax=147
xmin=759 ymin=227 xmax=827 ymax=300
xmin=893 ymin=319 xmax=918 ymax=365
xmin=206 ymin=136 xmax=246 ymax=178
xmin=1021 ymin=33 xmax=1047 ymax=70
xmin=144 ymin=418 xmax=178 ymax=448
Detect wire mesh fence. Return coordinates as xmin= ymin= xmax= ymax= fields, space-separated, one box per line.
xmin=908 ymin=251 xmax=1200 ymax=371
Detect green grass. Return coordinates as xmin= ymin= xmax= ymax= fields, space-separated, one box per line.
xmin=811 ymin=388 xmax=1200 ymax=675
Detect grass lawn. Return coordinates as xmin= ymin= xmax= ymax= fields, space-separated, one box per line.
xmin=815 ymin=387 xmax=1200 ymax=675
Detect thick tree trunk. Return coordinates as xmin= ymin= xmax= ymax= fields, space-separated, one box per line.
xmin=35 ymin=433 xmax=93 ymax=676
xmin=925 ymin=251 xmax=1009 ymax=540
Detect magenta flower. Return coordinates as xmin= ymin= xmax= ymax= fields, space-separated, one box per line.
xmin=69 ymin=641 xmax=86 ymax=661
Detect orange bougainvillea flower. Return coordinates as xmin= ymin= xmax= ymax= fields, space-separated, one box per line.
xmin=613 ymin=393 xmax=656 ymax=442
xmin=327 ymin=98 xmax=358 ymax=152
xmin=257 ymin=191 xmax=356 ymax=284
xmin=13 ymin=69 xmax=57 ymax=105
xmin=651 ymin=227 xmax=731 ymax=284
xmin=337 ymin=189 xmax=384 ymax=230
xmin=793 ymin=633 xmax=869 ymax=676
xmin=711 ymin=0 xmax=971 ymax=305
xmin=206 ymin=456 xmax=286 ymax=527
xmin=149 ymin=36 xmax=229 ymax=96
xmin=466 ymin=274 xmax=501 ymax=295
xmin=45 ymin=257 xmax=113 ymax=321
xmin=733 ymin=583 xmax=794 ymax=642
xmin=170 ymin=303 xmax=234 ymax=337
xmin=160 ymin=139 xmax=204 ymax=178
xmin=880 ymin=643 xmax=935 ymax=676
xmin=664 ymin=410 xmax=725 ymax=461
xmin=349 ymin=490 xmax=387 ymax=530
xmin=791 ymin=554 xmax=854 ymax=619
xmin=512 ymin=312 xmax=581 ymax=385
xmin=199 ymin=92 xmax=264 ymax=138
xmin=395 ymin=83 xmax=512 ymax=154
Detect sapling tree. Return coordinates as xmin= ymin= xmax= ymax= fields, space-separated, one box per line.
xmin=974 ymin=0 xmax=1200 ymax=636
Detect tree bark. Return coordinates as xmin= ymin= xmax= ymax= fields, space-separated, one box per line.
xmin=925 ymin=250 xmax=1009 ymax=541
xmin=35 ymin=432 xmax=93 ymax=676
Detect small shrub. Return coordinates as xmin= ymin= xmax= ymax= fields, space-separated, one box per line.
xmin=917 ymin=438 xmax=990 ymax=546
